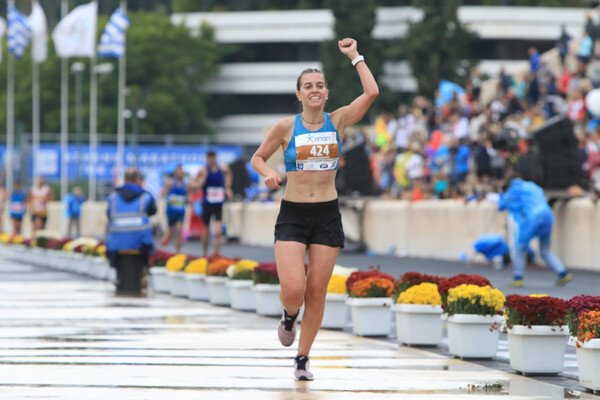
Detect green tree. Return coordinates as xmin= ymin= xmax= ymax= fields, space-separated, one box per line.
xmin=0 ymin=11 xmax=221 ymax=139
xmin=319 ymin=0 xmax=384 ymax=116
xmin=402 ymin=0 xmax=478 ymax=98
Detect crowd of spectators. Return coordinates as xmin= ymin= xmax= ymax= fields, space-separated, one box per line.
xmin=358 ymin=16 xmax=600 ymax=202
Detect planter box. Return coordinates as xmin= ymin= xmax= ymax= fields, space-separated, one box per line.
xmin=253 ymin=284 xmax=282 ymax=316
xmin=168 ymin=271 xmax=188 ymax=297
xmin=185 ymin=274 xmax=209 ymax=301
xmin=149 ymin=267 xmax=170 ymax=293
xmin=447 ymin=314 xmax=504 ymax=359
xmin=576 ymin=338 xmax=600 ymax=392
xmin=321 ymin=293 xmax=348 ymax=329
xmin=206 ymin=276 xmax=231 ymax=306
xmin=507 ymin=325 xmax=568 ymax=374
xmin=227 ymin=280 xmax=256 ymax=311
xmin=91 ymin=257 xmax=111 ymax=280
xmin=392 ymin=304 xmax=444 ymax=346
xmin=346 ymin=297 xmax=392 ymax=337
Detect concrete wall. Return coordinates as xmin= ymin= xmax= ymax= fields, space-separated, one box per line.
xmin=5 ymin=198 xmax=599 ymax=272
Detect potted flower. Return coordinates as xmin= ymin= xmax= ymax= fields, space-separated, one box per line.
xmin=566 ymin=295 xmax=600 ymax=338
xmin=148 ymin=250 xmax=175 ymax=293
xmin=573 ymin=310 xmax=600 ymax=391
xmin=322 ymin=273 xmax=349 ymax=329
xmin=252 ymin=262 xmax=281 ymax=316
xmin=392 ymin=271 xmax=441 ymax=302
xmin=392 ymin=282 xmax=444 ymax=346
xmin=504 ymin=294 xmax=568 ymax=374
xmin=184 ymin=258 xmax=209 ymax=301
xmin=567 ymin=295 xmax=600 ymax=391
xmin=226 ymin=259 xmax=259 ymax=311
xmin=445 ymin=283 xmax=505 ymax=359
xmin=346 ymin=268 xmax=395 ymax=337
xmin=166 ymin=254 xmax=189 ymax=297
xmin=438 ymin=274 xmax=492 ymax=311
xmin=206 ymin=256 xmax=237 ymax=306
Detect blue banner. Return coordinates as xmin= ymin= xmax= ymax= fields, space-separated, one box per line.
xmin=0 ymin=144 xmax=243 ymax=182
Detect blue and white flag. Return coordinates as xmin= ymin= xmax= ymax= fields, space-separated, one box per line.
xmin=97 ymin=8 xmax=129 ymax=58
xmin=7 ymin=5 xmax=31 ymax=58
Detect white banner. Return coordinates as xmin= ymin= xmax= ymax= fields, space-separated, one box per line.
xmin=29 ymin=2 xmax=48 ymax=63
xmin=52 ymin=2 xmax=97 ymax=58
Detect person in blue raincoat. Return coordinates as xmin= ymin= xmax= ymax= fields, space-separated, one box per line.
xmin=498 ymin=173 xmax=572 ymax=288
xmin=64 ymin=186 xmax=86 ymax=238
xmin=106 ymin=167 xmax=157 ymax=294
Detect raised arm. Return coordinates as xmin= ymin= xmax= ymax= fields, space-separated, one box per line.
xmin=250 ymin=118 xmax=291 ymax=190
xmin=331 ymin=38 xmax=379 ymax=132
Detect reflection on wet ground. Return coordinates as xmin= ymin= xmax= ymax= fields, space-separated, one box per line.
xmin=0 ymin=259 xmax=598 ymax=399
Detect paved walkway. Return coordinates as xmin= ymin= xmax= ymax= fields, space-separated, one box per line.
xmin=0 ymin=258 xmax=598 ymax=399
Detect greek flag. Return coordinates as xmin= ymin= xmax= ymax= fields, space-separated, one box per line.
xmin=7 ymin=5 xmax=31 ymax=58
xmin=97 ymin=8 xmax=129 ymax=58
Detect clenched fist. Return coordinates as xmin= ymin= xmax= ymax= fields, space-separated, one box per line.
xmin=338 ymin=38 xmax=359 ymax=60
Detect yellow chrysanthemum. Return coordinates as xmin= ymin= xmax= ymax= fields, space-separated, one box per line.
xmin=0 ymin=233 xmax=12 ymax=243
xmin=528 ymin=294 xmax=548 ymax=298
xmin=236 ymin=259 xmax=259 ymax=270
xmin=62 ymin=237 xmax=99 ymax=252
xmin=327 ymin=274 xmax=348 ymax=294
xmin=95 ymin=245 xmax=106 ymax=256
xmin=447 ymin=284 xmax=505 ymax=314
xmin=397 ymin=282 xmax=441 ymax=305
xmin=185 ymin=258 xmax=208 ymax=274
xmin=166 ymin=254 xmax=187 ymax=272
xmin=11 ymin=235 xmax=24 ymax=244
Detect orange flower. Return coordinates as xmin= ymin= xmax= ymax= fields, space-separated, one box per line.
xmin=576 ymin=310 xmax=600 ymax=343
xmin=350 ymin=277 xmax=394 ymax=298
xmin=207 ymin=257 xmax=236 ymax=276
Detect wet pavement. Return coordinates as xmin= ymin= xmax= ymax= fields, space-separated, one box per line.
xmin=1 ymin=255 xmax=599 ymax=399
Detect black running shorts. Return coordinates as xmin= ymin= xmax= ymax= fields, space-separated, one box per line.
xmin=274 ymin=199 xmax=345 ymax=248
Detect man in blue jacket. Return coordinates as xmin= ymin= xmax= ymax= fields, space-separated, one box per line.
xmin=499 ymin=174 xmax=572 ymax=288
xmin=106 ymin=167 xmax=157 ymax=294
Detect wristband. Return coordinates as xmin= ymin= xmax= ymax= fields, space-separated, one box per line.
xmin=351 ymin=55 xmax=364 ymax=67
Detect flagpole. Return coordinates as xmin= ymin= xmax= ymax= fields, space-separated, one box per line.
xmin=6 ymin=39 xmax=14 ymax=198
xmin=32 ymin=56 xmax=40 ymax=187
xmin=89 ymin=54 xmax=97 ymax=204
xmin=59 ymin=0 xmax=69 ymax=201
xmin=116 ymin=0 xmax=127 ymax=187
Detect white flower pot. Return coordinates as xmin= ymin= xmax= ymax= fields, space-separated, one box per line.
xmin=392 ymin=303 xmax=444 ymax=346
xmin=106 ymin=266 xmax=117 ymax=283
xmin=253 ymin=284 xmax=282 ymax=316
xmin=321 ymin=293 xmax=348 ymax=329
xmin=576 ymin=338 xmax=600 ymax=392
xmin=346 ymin=297 xmax=392 ymax=337
xmin=206 ymin=276 xmax=230 ymax=306
xmin=92 ymin=257 xmax=111 ymax=280
xmin=149 ymin=267 xmax=170 ymax=292
xmin=227 ymin=280 xmax=256 ymax=311
xmin=185 ymin=274 xmax=209 ymax=301
xmin=447 ymin=314 xmax=504 ymax=359
xmin=68 ymin=252 xmax=85 ymax=272
xmin=507 ymin=325 xmax=568 ymax=374
xmin=168 ymin=271 xmax=188 ymax=297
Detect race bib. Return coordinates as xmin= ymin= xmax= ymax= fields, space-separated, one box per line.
xmin=10 ymin=203 xmax=24 ymax=214
xmin=168 ymin=194 xmax=186 ymax=209
xmin=295 ymin=131 xmax=339 ymax=171
xmin=206 ymin=186 xmax=225 ymax=204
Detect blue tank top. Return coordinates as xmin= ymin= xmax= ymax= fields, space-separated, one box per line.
xmin=10 ymin=191 xmax=26 ymax=218
xmin=284 ymin=113 xmax=342 ymax=172
xmin=203 ymin=167 xmax=225 ymax=206
xmin=166 ymin=180 xmax=187 ymax=215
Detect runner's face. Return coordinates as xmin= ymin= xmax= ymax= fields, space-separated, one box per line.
xmin=297 ymin=72 xmax=328 ymax=107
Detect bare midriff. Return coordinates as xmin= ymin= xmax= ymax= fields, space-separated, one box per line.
xmin=283 ymin=170 xmax=338 ymax=203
